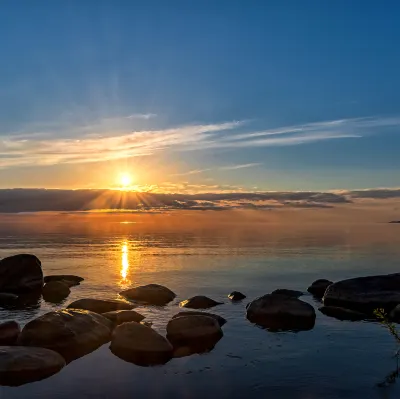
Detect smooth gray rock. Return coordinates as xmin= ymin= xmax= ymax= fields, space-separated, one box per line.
xmin=0 ymin=346 xmax=65 ymax=386
xmin=180 ymin=296 xmax=223 ymax=309
xmin=271 ymin=289 xmax=303 ymax=298
xmin=119 ymin=284 xmax=176 ymax=306
xmin=44 ymin=275 xmax=84 ymax=286
xmin=42 ymin=281 xmax=70 ymax=303
xmin=67 ymin=298 xmax=134 ymax=313
xmin=0 ymin=254 xmax=43 ymax=293
xmin=319 ymin=306 xmax=367 ymax=321
xmin=228 ymin=291 xmax=246 ymax=301
xmin=18 ymin=309 xmax=112 ymax=362
xmin=172 ymin=311 xmax=227 ymax=327
xmin=247 ymin=294 xmax=316 ymax=331
xmin=0 ymin=321 xmax=20 ymax=345
xmin=110 ymin=322 xmax=173 ymax=366
xmin=307 ymin=279 xmax=333 ymax=298
xmin=102 ymin=310 xmax=145 ymax=326
xmin=323 ymin=273 xmax=400 ymax=312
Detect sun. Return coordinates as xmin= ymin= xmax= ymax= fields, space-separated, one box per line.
xmin=119 ymin=173 xmax=133 ymax=188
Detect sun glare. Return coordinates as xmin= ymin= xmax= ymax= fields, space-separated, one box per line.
xmin=120 ymin=173 xmax=132 ymax=188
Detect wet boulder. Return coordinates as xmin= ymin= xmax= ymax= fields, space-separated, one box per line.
xmin=67 ymin=298 xmax=134 ymax=313
xmin=44 ymin=275 xmax=83 ymax=287
xmin=102 ymin=310 xmax=145 ymax=326
xmin=323 ymin=273 xmax=400 ymax=312
xmin=0 ymin=254 xmax=43 ymax=293
xmin=18 ymin=309 xmax=112 ymax=362
xmin=110 ymin=322 xmax=173 ymax=366
xmin=319 ymin=306 xmax=368 ymax=321
xmin=228 ymin=291 xmax=246 ymax=301
xmin=119 ymin=284 xmax=176 ymax=306
xmin=0 ymin=346 xmax=65 ymax=386
xmin=0 ymin=293 xmax=18 ymax=306
xmin=271 ymin=289 xmax=303 ymax=298
xmin=307 ymin=279 xmax=333 ymax=298
xmin=247 ymin=294 xmax=316 ymax=331
xmin=42 ymin=281 xmax=70 ymax=303
xmin=0 ymin=321 xmax=20 ymax=345
xmin=172 ymin=311 xmax=227 ymax=327
xmin=180 ymin=296 xmax=223 ymax=309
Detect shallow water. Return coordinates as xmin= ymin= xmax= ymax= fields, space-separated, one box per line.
xmin=1 ymin=214 xmax=400 ymax=398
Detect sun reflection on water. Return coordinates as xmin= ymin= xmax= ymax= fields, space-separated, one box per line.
xmin=120 ymin=241 xmax=130 ymax=283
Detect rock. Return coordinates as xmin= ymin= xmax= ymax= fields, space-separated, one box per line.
xmin=0 ymin=293 xmax=18 ymax=305
xmin=44 ymin=275 xmax=83 ymax=287
xmin=172 ymin=311 xmax=227 ymax=327
xmin=67 ymin=298 xmax=134 ymax=313
xmin=110 ymin=322 xmax=173 ymax=366
xmin=389 ymin=221 xmax=400 ymax=224
xmin=0 ymin=346 xmax=65 ymax=386
xmin=119 ymin=284 xmax=176 ymax=306
xmin=246 ymin=294 xmax=316 ymax=331
xmin=0 ymin=254 xmax=43 ymax=293
xmin=103 ymin=310 xmax=145 ymax=326
xmin=323 ymin=273 xmax=400 ymax=312
xmin=167 ymin=315 xmax=223 ymax=355
xmin=228 ymin=291 xmax=246 ymax=301
xmin=42 ymin=281 xmax=70 ymax=303
xmin=180 ymin=296 xmax=223 ymax=309
xmin=390 ymin=304 xmax=400 ymax=322
xmin=271 ymin=289 xmax=303 ymax=298
xmin=0 ymin=321 xmax=20 ymax=345
xmin=307 ymin=279 xmax=333 ymax=298
xmin=18 ymin=309 xmax=112 ymax=362
xmin=319 ymin=306 xmax=367 ymax=321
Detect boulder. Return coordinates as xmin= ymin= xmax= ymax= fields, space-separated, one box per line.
xmin=247 ymin=294 xmax=316 ymax=331
xmin=167 ymin=315 xmax=223 ymax=355
xmin=42 ymin=281 xmax=70 ymax=303
xmin=44 ymin=275 xmax=84 ymax=285
xmin=228 ymin=291 xmax=246 ymax=301
xmin=119 ymin=284 xmax=176 ymax=306
xmin=319 ymin=306 xmax=367 ymax=321
xmin=271 ymin=289 xmax=303 ymax=298
xmin=307 ymin=279 xmax=333 ymax=298
xmin=0 ymin=293 xmax=18 ymax=306
xmin=0 ymin=321 xmax=20 ymax=345
xmin=323 ymin=273 xmax=400 ymax=312
xmin=67 ymin=298 xmax=134 ymax=313
xmin=390 ymin=304 xmax=400 ymax=322
xmin=0 ymin=254 xmax=43 ymax=293
xmin=0 ymin=346 xmax=65 ymax=386
xmin=172 ymin=311 xmax=227 ymax=327
xmin=102 ymin=310 xmax=145 ymax=326
xmin=18 ymin=309 xmax=112 ymax=362
xmin=180 ymin=296 xmax=223 ymax=309
xmin=110 ymin=322 xmax=173 ymax=366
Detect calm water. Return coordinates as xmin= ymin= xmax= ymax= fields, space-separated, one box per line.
xmin=1 ymin=215 xmax=400 ymax=398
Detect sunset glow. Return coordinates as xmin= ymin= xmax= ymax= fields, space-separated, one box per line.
xmin=120 ymin=174 xmax=133 ymax=189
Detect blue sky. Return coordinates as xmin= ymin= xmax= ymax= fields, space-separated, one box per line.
xmin=0 ymin=0 xmax=399 ymax=191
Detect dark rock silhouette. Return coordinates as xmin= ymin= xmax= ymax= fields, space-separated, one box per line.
xmin=180 ymin=296 xmax=223 ymax=309
xmin=172 ymin=311 xmax=227 ymax=327
xmin=42 ymin=281 xmax=70 ymax=303
xmin=247 ymin=294 xmax=316 ymax=331
xmin=44 ymin=275 xmax=83 ymax=287
xmin=67 ymin=298 xmax=134 ymax=313
xmin=271 ymin=289 xmax=303 ymax=298
xmin=0 ymin=346 xmax=65 ymax=386
xmin=102 ymin=310 xmax=145 ymax=326
xmin=0 ymin=321 xmax=20 ymax=345
xmin=228 ymin=291 xmax=246 ymax=301
xmin=307 ymin=279 xmax=333 ymax=298
xmin=319 ymin=306 xmax=368 ymax=321
xmin=0 ymin=293 xmax=18 ymax=306
xmin=390 ymin=304 xmax=400 ymax=322
xmin=18 ymin=309 xmax=112 ymax=362
xmin=110 ymin=322 xmax=173 ymax=366
xmin=0 ymin=254 xmax=43 ymax=293
xmin=119 ymin=284 xmax=176 ymax=306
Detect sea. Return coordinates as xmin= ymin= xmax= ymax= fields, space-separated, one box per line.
xmin=0 ymin=212 xmax=400 ymax=399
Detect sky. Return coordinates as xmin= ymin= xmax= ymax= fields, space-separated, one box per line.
xmin=1 ymin=0 xmax=400 ymax=192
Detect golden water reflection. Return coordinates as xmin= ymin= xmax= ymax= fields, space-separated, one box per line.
xmin=121 ymin=241 xmax=129 ymax=283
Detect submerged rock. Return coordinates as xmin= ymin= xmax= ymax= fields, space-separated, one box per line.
xmin=44 ymin=275 xmax=84 ymax=286
xmin=319 ymin=306 xmax=367 ymax=321
xmin=42 ymin=281 xmax=70 ymax=303
xmin=67 ymin=298 xmax=134 ymax=313
xmin=247 ymin=294 xmax=316 ymax=331
xmin=323 ymin=273 xmax=400 ymax=312
xmin=119 ymin=284 xmax=176 ymax=306
xmin=172 ymin=311 xmax=227 ymax=327
xmin=18 ymin=309 xmax=112 ymax=362
xmin=167 ymin=315 xmax=223 ymax=355
xmin=0 ymin=254 xmax=43 ymax=293
xmin=228 ymin=291 xmax=246 ymax=301
xmin=180 ymin=296 xmax=223 ymax=309
xmin=103 ymin=310 xmax=145 ymax=326
xmin=110 ymin=322 xmax=173 ymax=366
xmin=0 ymin=321 xmax=20 ymax=345
xmin=0 ymin=346 xmax=65 ymax=386
xmin=307 ymin=279 xmax=333 ymax=298
xmin=271 ymin=289 xmax=303 ymax=298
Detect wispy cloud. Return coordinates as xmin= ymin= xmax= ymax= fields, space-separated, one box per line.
xmin=219 ymin=163 xmax=262 ymax=170
xmin=0 ymin=115 xmax=398 ymax=168
xmin=171 ymin=169 xmax=211 ymax=176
